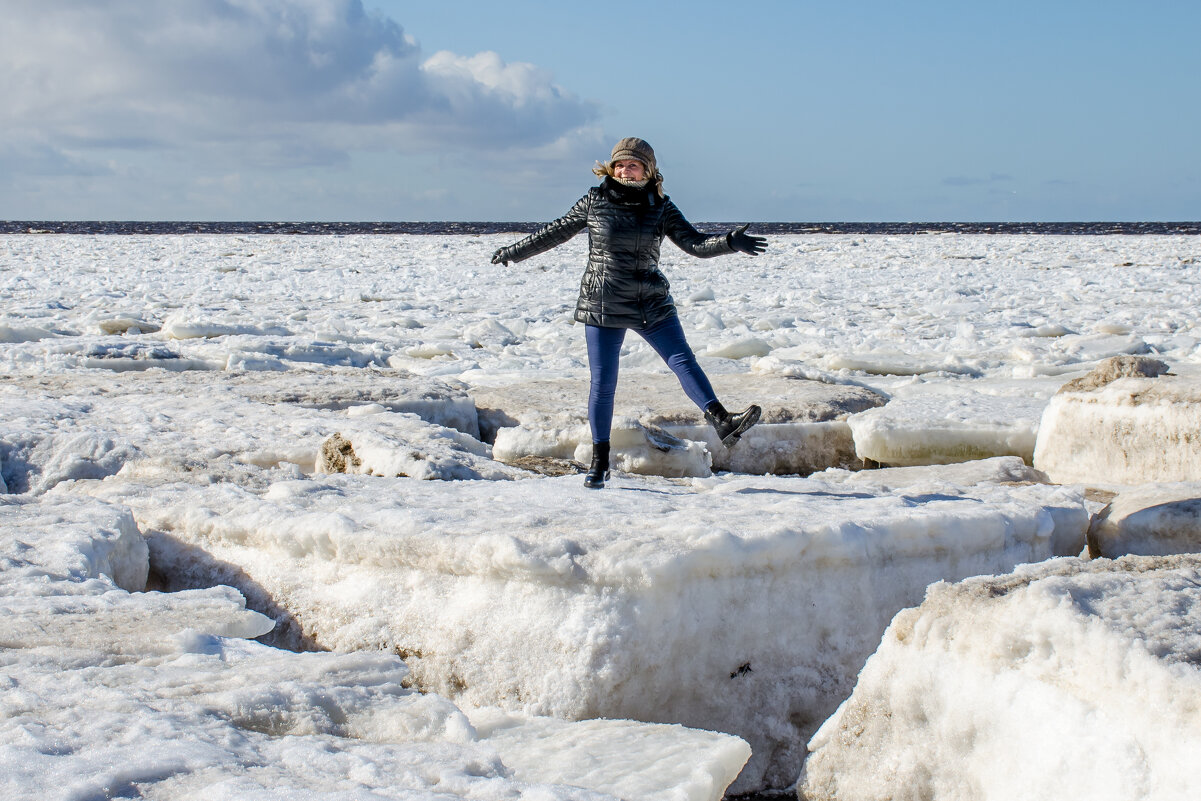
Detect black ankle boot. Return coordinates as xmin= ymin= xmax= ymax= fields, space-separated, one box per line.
xmin=704 ymin=401 xmax=762 ymax=447
xmin=583 ymin=442 xmax=611 ymax=489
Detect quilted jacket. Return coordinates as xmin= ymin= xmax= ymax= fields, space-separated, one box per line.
xmin=500 ymin=177 xmax=734 ymax=328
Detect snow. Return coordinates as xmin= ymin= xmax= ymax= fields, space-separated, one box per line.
xmin=3 ymin=231 xmax=1201 ymax=795
xmin=801 ymin=554 xmax=1201 ymax=801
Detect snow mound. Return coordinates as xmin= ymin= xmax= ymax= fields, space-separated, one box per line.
xmin=802 ymin=554 xmax=1201 ymax=801
xmin=161 ymin=315 xmax=292 ymax=340
xmin=80 ymin=471 xmax=1089 ymax=792
xmin=0 ymin=495 xmax=149 ymax=593
xmin=318 ymin=422 xmax=528 ymax=481
xmin=0 ymin=392 xmax=141 ymax=495
xmin=1034 ymin=374 xmax=1201 ymax=484
xmin=0 ymin=324 xmax=57 ymax=343
xmin=1 ymin=371 xmax=498 ymax=490
xmin=702 ymin=336 xmax=773 ymax=359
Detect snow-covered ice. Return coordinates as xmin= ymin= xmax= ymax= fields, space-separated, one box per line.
xmin=1035 ymin=371 xmax=1201 ymax=486
xmin=845 ymin=378 xmax=1055 ymax=466
xmin=1 ymin=494 xmax=749 ymax=801
xmin=70 ymin=468 xmax=1089 ymax=791
xmin=0 ymin=370 xmax=512 ymax=493
xmin=1085 ymin=483 xmax=1201 ymax=559
xmin=801 ymin=554 xmax=1201 ymax=801
xmin=3 ymin=231 xmax=1201 ymax=794
xmin=472 ymin=372 xmax=884 ymax=476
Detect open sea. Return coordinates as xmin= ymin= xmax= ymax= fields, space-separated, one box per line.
xmin=2 ymin=221 xmax=1200 ymax=235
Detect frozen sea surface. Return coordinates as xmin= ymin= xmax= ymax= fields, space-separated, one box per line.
xmin=3 ymin=232 xmax=1201 ymax=796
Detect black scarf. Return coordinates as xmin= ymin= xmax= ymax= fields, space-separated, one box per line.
xmin=602 ymin=176 xmax=655 ymax=207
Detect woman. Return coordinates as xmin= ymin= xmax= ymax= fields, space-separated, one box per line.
xmin=491 ymin=137 xmax=766 ymax=489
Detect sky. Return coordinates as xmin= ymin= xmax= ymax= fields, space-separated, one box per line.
xmin=1 ymin=0 xmax=1198 ymax=222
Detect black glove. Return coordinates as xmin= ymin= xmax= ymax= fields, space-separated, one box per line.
xmin=728 ymin=224 xmax=767 ymax=256
xmin=490 ymin=247 xmax=513 ymax=266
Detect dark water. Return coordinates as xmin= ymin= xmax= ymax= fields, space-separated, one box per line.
xmin=3 ymin=220 xmax=1200 ymax=235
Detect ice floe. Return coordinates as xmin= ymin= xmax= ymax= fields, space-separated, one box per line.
xmin=1034 ymin=368 xmax=1201 ymax=485
xmin=1085 ymin=483 xmax=1201 ymax=559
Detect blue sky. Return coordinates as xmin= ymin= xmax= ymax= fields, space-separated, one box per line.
xmin=1 ymin=0 xmax=1198 ymax=221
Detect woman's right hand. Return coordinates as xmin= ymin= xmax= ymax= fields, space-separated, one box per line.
xmin=491 ymin=247 xmax=512 ymax=266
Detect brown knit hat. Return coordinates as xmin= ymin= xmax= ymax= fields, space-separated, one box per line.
xmin=607 ymin=137 xmax=656 ymax=174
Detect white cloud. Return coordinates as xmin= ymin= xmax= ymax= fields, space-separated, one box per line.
xmin=0 ymin=0 xmax=599 ymax=173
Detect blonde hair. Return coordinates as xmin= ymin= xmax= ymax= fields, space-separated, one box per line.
xmin=592 ymin=160 xmax=665 ymax=197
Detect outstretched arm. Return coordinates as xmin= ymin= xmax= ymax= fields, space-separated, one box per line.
xmin=491 ymin=192 xmax=591 ymax=266
xmin=662 ymin=201 xmax=768 ymax=259
xmin=661 ymin=201 xmax=736 ymax=258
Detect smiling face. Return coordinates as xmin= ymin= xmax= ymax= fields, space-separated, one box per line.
xmin=612 ymin=159 xmax=646 ymax=181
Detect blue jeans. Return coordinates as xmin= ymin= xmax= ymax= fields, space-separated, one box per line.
xmin=585 ymin=315 xmax=718 ymax=443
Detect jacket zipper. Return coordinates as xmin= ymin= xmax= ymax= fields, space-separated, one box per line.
xmin=636 ymin=197 xmax=647 ymax=326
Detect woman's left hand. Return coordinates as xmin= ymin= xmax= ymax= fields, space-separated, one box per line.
xmin=729 ymin=224 xmax=767 ymax=255
xmin=491 ymin=247 xmax=512 ymax=266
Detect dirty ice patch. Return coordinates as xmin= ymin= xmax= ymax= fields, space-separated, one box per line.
xmin=80 ymin=471 xmax=1089 ymax=792
xmin=802 ymin=554 xmax=1201 ymax=801
xmin=225 ymin=367 xmax=482 ymax=438
xmin=318 ymin=419 xmax=529 ymax=482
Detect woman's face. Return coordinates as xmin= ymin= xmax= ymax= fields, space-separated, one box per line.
xmin=612 ymin=159 xmax=646 ymax=181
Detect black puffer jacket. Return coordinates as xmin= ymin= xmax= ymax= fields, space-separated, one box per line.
xmin=501 ymin=177 xmax=734 ymax=328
